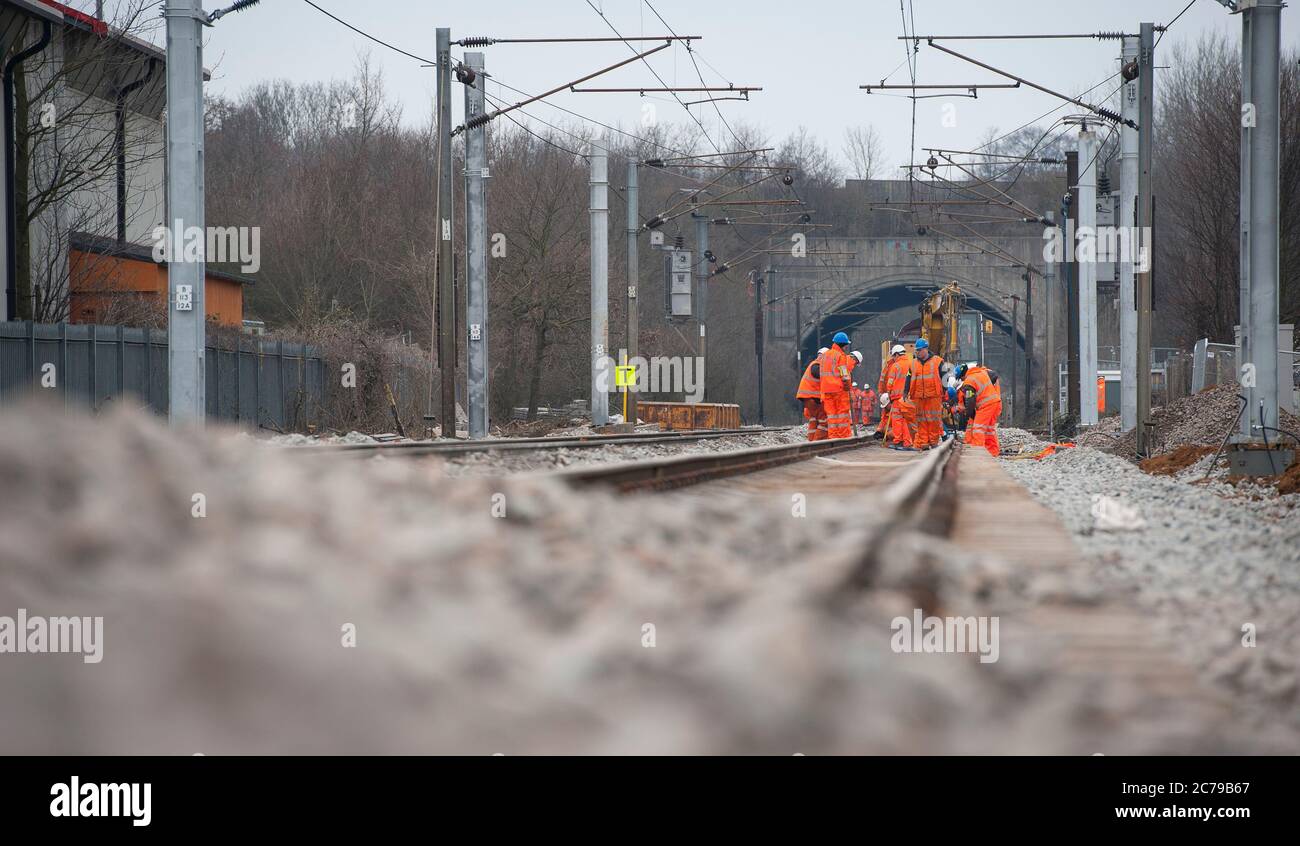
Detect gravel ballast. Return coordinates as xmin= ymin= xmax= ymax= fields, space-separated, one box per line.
xmin=3 ymin=403 xmax=1290 ymax=753
xmin=1002 ymin=444 xmax=1300 ymax=736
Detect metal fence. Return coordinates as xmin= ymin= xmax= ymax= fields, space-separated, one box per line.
xmin=1191 ymin=336 xmax=1298 ymax=413
xmin=0 ymin=321 xmax=326 ymax=431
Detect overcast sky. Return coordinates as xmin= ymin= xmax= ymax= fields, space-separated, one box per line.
xmin=111 ymin=1 xmax=1300 ymax=174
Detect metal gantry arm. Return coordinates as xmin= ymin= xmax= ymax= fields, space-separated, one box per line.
xmin=924 ymin=40 xmax=1136 ymax=129
xmin=455 ymin=41 xmax=672 ymax=134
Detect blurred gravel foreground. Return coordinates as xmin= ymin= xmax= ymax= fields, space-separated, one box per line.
xmin=0 ymin=404 xmax=1294 ymax=755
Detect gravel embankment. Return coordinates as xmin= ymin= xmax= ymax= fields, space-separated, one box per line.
xmin=1097 ymin=383 xmax=1300 ymax=459
xmin=1002 ymin=445 xmax=1300 ymax=736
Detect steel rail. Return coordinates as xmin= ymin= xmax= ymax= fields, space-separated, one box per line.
xmin=834 ymin=437 xmax=958 ymax=594
xmin=285 ymin=426 xmax=797 ymax=458
xmin=552 ymin=433 xmax=880 ymax=492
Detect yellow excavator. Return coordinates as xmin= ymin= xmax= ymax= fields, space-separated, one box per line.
xmin=918 ymin=282 xmax=966 ymax=361
xmin=879 ymin=281 xmax=973 ymax=363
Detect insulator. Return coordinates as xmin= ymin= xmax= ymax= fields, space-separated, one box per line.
xmin=459 ymin=37 xmax=495 ymax=47
xmin=645 ymin=215 xmax=665 ymax=230
xmin=1096 ymin=106 xmax=1124 ymax=124
xmin=782 ymin=173 xmax=794 ymax=186
xmin=644 ymin=158 xmax=664 ymax=168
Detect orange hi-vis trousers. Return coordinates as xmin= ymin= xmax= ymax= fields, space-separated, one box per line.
xmin=823 ymin=391 xmax=853 ymax=439
xmin=803 ymin=398 xmax=828 ymax=441
xmin=966 ymin=400 xmax=1001 ymax=456
xmin=912 ymin=397 xmax=943 ymax=449
xmin=889 ymin=399 xmax=914 ymax=447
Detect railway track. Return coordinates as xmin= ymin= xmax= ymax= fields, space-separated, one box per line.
xmin=552 ymin=435 xmax=1255 ymax=751
xmin=285 ymin=425 xmax=797 ymax=458
xmin=555 ymin=432 xmax=897 ymax=492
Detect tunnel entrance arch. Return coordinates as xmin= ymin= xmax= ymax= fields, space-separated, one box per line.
xmin=790 ymin=272 xmax=1029 ymax=417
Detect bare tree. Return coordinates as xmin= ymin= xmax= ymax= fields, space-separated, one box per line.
xmin=1154 ymin=34 xmax=1298 ymax=346
xmin=843 ymin=125 xmax=884 ymax=180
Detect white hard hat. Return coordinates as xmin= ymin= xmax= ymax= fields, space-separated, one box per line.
xmin=818 ymin=347 xmax=829 ymax=354
xmin=853 ymin=382 xmax=859 ymax=388
xmin=891 ymin=344 xmax=905 ymax=355
xmin=852 ymin=351 xmax=863 ymax=362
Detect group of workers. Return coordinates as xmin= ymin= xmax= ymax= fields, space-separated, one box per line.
xmin=795 ymin=331 xmax=1002 ymax=456
xmin=795 ymin=331 xmax=865 ymax=440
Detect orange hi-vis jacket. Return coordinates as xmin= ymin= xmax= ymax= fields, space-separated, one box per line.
xmin=961 ymin=365 xmax=1001 ymax=408
xmin=882 ymin=355 xmax=910 ymax=400
xmin=817 ymin=344 xmax=853 ymax=395
xmin=795 ymin=359 xmax=822 ymax=400
xmin=908 ymin=354 xmax=944 ymax=400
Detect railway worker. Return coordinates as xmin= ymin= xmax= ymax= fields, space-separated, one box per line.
xmin=818 ymin=332 xmax=855 ymax=439
xmin=943 ymin=376 xmax=964 ymax=438
xmin=880 ymin=344 xmax=914 ymax=450
xmin=956 ymin=362 xmax=1002 ymax=456
xmin=848 ymin=351 xmax=866 ymax=425
xmin=876 ymin=348 xmax=896 ymax=441
xmin=795 ymin=350 xmax=829 ymax=441
xmin=862 ymin=384 xmax=878 ymax=425
xmin=903 ymin=338 xmax=946 ymax=450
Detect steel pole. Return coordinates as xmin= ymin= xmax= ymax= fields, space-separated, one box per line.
xmin=1241 ymin=1 xmax=1282 ymax=443
xmin=1010 ymin=294 xmax=1020 ymax=425
xmin=1078 ymin=126 xmax=1099 ymax=426
xmin=1066 ymin=151 xmax=1080 ymax=419
xmin=1135 ymin=22 xmax=1155 ymax=455
xmin=164 ymin=0 xmax=205 ymax=426
xmin=625 ymin=159 xmax=638 ymax=424
xmin=436 ymin=28 xmax=457 ymax=437
xmin=1238 ymin=7 xmax=1253 ymax=440
xmin=1119 ymin=36 xmax=1139 ymax=432
xmin=589 ymin=135 xmax=609 ymax=426
xmin=1044 ymin=211 xmax=1057 ymax=422
xmin=694 ymin=211 xmax=708 ymax=402
xmin=463 ymin=52 xmax=489 ymax=438
xmin=756 ymin=267 xmax=766 ymax=424
xmin=1024 ymin=271 xmax=1033 ymax=425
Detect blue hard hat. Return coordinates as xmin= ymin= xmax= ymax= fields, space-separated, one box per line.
xmin=914 ymin=338 xmax=929 ymax=350
xmin=832 ymin=331 xmax=850 ymax=345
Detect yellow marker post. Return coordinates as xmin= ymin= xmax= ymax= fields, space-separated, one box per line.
xmin=616 ymin=362 xmax=636 ymax=423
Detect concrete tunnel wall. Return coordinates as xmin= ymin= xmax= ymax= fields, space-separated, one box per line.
xmin=755 ymin=235 xmax=1052 ymax=427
